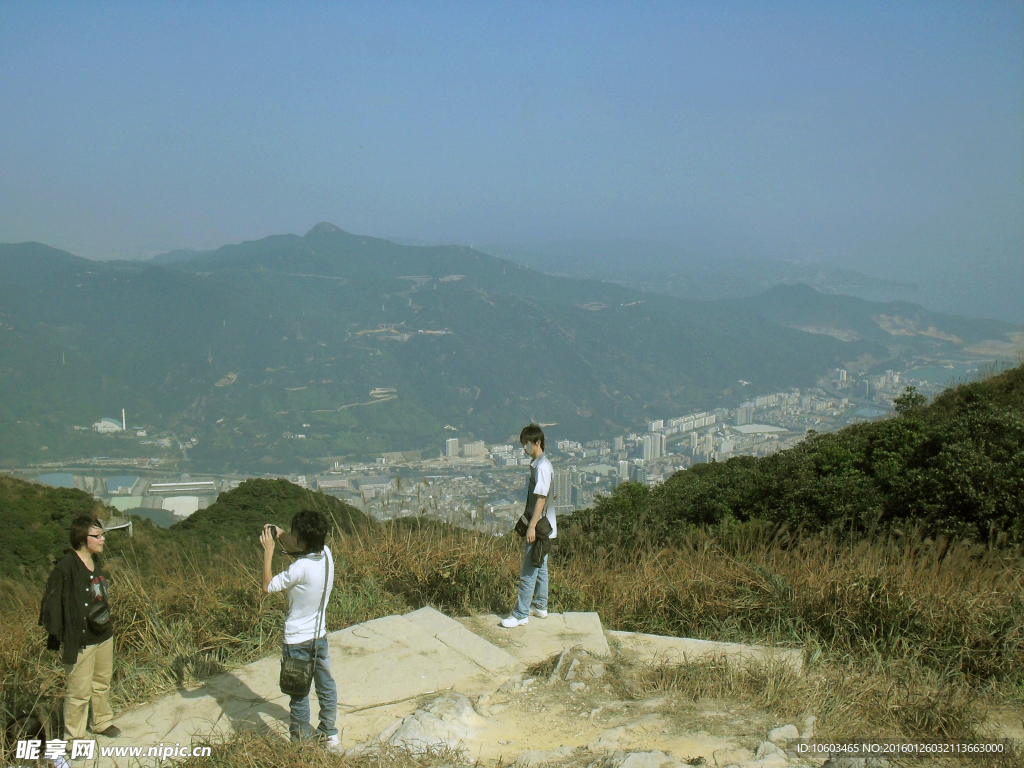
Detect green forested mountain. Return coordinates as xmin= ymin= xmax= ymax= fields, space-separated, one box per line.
xmin=568 ymin=365 xmax=1024 ymax=542
xmin=0 ymin=476 xmax=108 ymax=580
xmin=171 ymin=478 xmax=372 ymax=541
xmin=0 ymin=225 xmax=1017 ymax=471
xmin=0 ymin=476 xmax=371 ymax=580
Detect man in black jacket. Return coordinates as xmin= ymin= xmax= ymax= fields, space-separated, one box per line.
xmin=39 ymin=515 xmax=120 ymax=740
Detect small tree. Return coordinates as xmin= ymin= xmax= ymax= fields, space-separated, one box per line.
xmin=893 ymin=385 xmax=928 ymax=415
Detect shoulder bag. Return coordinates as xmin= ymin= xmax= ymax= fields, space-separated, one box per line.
xmin=86 ymin=575 xmax=111 ymax=633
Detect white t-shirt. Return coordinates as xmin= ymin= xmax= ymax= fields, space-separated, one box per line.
xmin=527 ymin=453 xmax=557 ymax=538
xmin=267 ymin=546 xmax=334 ymax=644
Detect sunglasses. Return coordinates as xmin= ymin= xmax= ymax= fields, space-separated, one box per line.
xmin=87 ymin=533 xmax=106 ymax=540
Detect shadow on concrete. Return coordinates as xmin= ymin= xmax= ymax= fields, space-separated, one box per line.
xmin=171 ymin=653 xmax=291 ymax=739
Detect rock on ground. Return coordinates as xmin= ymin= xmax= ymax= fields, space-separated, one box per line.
xmin=376 ymin=693 xmax=486 ymax=751
xmin=767 ymin=724 xmax=799 ymax=745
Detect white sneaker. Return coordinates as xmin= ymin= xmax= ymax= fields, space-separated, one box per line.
xmin=500 ymin=615 xmax=528 ymax=628
xmin=324 ymin=734 xmax=343 ymax=755
xmin=530 ymin=607 xmax=548 ymax=619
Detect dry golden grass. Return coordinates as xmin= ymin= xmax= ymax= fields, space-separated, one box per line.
xmin=172 ymin=732 xmax=470 ymax=768
xmin=1 ymin=517 xmax=1021 ymax=765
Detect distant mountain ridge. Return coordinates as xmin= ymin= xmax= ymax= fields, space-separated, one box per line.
xmin=479 ymin=239 xmax=921 ymax=305
xmin=151 ymin=248 xmax=207 ymax=264
xmin=0 ymin=226 xmax=1018 ymax=471
xmin=724 ymin=283 xmax=1012 ymax=348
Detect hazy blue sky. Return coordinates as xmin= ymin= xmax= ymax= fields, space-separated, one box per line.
xmin=1 ymin=2 xmax=1021 ymax=320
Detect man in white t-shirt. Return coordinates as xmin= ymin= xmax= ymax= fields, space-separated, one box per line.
xmin=260 ymin=508 xmax=339 ymax=751
xmin=502 ymin=424 xmax=556 ymax=628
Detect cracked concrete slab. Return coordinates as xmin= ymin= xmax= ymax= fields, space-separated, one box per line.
xmin=403 ymin=606 xmax=520 ymax=674
xmin=606 ymin=630 xmax=804 ymax=674
xmin=456 ymin=612 xmax=610 ymax=664
xmin=88 ymin=611 xmax=803 ymax=767
xmin=95 ymin=614 xmax=521 ymax=766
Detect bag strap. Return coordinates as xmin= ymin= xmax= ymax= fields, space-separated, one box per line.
xmin=310 ymin=550 xmax=329 ymax=642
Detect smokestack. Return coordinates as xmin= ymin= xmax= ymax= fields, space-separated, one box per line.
xmin=122 ymin=409 xmax=126 ymax=431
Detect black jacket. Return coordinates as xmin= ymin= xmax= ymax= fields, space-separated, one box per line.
xmin=530 ymin=516 xmax=552 ymax=568
xmin=39 ymin=549 xmax=112 ymax=666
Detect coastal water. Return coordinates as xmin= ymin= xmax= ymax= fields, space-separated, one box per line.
xmin=905 ymin=361 xmax=996 ymax=388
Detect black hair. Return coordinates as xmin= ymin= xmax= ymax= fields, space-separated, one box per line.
xmin=520 ymin=424 xmax=545 ymax=451
xmin=70 ymin=515 xmax=102 ymax=550
xmin=290 ymin=508 xmax=329 ymax=553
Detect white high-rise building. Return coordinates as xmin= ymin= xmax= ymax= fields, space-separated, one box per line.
xmin=445 ymin=437 xmax=459 ymax=457
xmin=461 ymin=440 xmax=486 ymax=458
xmin=553 ymin=469 xmax=573 ymax=510
xmin=735 ymin=403 xmax=754 ymax=426
xmin=641 ymin=433 xmax=665 ymax=461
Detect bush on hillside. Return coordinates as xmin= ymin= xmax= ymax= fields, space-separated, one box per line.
xmin=568 ymin=365 xmax=1024 ymax=544
xmin=170 ymin=478 xmax=373 ymax=542
xmin=0 ymin=477 xmax=107 ymax=580
xmin=0 ymin=477 xmax=371 ymax=582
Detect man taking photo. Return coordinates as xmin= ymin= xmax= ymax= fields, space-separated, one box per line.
xmin=260 ymin=508 xmax=340 ymax=752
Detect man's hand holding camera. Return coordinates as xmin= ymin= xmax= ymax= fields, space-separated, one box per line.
xmin=260 ymin=524 xmax=280 ymax=593
xmin=262 ymin=524 xmax=281 ymax=546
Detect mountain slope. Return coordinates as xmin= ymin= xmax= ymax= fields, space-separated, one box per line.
xmin=0 ymin=227 xmax=977 ymax=471
xmin=723 ymin=283 xmax=1014 ymax=351
xmin=480 ymin=239 xmax=922 ymax=304
xmin=0 ymin=476 xmax=109 ymax=580
xmin=171 ymin=478 xmax=372 ymax=541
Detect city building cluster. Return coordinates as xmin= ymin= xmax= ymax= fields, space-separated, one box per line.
xmin=22 ymin=376 xmax=880 ymax=534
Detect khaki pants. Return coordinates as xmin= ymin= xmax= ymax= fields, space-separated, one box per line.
xmin=64 ymin=637 xmax=114 ymax=739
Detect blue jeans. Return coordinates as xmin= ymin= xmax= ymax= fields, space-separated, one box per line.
xmin=513 ymin=542 xmax=548 ymax=619
xmin=282 ymin=636 xmax=338 ymax=741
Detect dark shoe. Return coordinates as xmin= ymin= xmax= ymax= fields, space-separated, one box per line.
xmin=94 ymin=725 xmax=121 ymax=738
